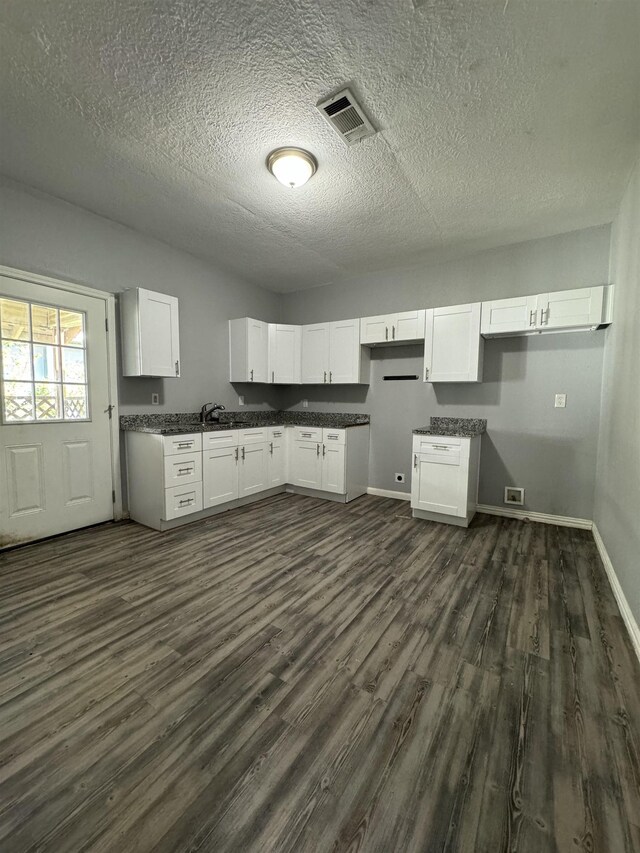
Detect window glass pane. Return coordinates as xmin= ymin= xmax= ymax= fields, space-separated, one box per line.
xmin=63 ymin=384 xmax=88 ymax=419
xmin=35 ymin=383 xmax=61 ymax=420
xmin=0 ymin=299 xmax=31 ymax=341
xmin=61 ymin=347 xmax=86 ymax=382
xmin=33 ymin=344 xmax=61 ymax=382
xmin=31 ymin=304 xmax=59 ymax=344
xmin=3 ymin=382 xmax=35 ymax=421
xmin=60 ymin=311 xmax=85 ymax=347
xmin=2 ymin=341 xmax=33 ymax=381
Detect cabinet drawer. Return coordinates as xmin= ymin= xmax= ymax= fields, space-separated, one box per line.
xmin=322 ymin=428 xmax=346 ymax=445
xmin=294 ymin=426 xmax=322 ymax=443
xmin=413 ymin=435 xmax=462 ymax=454
xmin=163 ymin=433 xmax=202 ymax=456
xmin=239 ymin=427 xmax=268 ymax=445
xmin=268 ymin=425 xmax=285 ymax=440
xmin=163 ymin=452 xmax=202 ymax=487
xmin=203 ymin=429 xmax=239 ymax=449
xmin=163 ymin=483 xmax=203 ymax=519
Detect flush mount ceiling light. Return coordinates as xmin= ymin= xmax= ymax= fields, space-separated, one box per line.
xmin=266 ymin=147 xmax=317 ymax=188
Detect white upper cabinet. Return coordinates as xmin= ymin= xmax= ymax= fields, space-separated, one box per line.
xmin=229 ymin=317 xmax=268 ymax=383
xmin=360 ymin=310 xmax=425 ymax=345
xmin=424 ymin=302 xmax=483 ymax=383
xmin=301 ymin=320 xmax=367 ymax=384
xmin=481 ymin=286 xmax=611 ymax=337
xmin=121 ymin=288 xmax=180 ymax=377
xmin=268 ymin=324 xmax=301 ymax=384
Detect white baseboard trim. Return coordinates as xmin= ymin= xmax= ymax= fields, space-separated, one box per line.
xmin=592 ymin=523 xmax=640 ymax=664
xmin=476 ymin=504 xmax=593 ymax=530
xmin=367 ymin=487 xmax=411 ymax=501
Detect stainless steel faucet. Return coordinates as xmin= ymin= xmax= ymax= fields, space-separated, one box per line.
xmin=200 ymin=402 xmax=226 ymax=423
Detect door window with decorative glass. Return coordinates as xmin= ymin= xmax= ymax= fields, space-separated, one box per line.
xmin=1 ymin=297 xmax=89 ymax=422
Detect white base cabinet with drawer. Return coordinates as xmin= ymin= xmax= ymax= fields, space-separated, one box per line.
xmin=410 ymin=434 xmax=481 ymax=527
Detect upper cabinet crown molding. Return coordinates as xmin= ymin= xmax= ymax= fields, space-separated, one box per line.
xmin=120 ymin=287 xmax=180 ymax=377
xmin=360 ymin=310 xmax=426 ymax=346
xmin=481 ymin=286 xmax=612 ymax=337
xmin=424 ymin=302 xmax=483 ymax=383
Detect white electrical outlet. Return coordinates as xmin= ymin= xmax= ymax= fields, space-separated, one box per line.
xmin=302 ymin=399 xmax=309 ymax=408
xmin=238 ymin=395 xmax=245 ymax=406
xmin=151 ymin=393 xmax=159 ymax=405
xmin=395 ymin=473 xmax=405 ymax=484
xmin=554 ymin=393 xmax=567 ymax=408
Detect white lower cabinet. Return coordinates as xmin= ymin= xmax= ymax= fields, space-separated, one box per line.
xmin=288 ymin=426 xmax=368 ymax=502
xmin=321 ymin=442 xmax=345 ymax=493
xmin=268 ymin=427 xmax=287 ymax=487
xmin=410 ymin=434 xmax=481 ymax=527
xmin=238 ymin=442 xmax=270 ymax=497
xmin=203 ymin=445 xmax=239 ymax=508
xmin=289 ymin=440 xmax=323 ymax=489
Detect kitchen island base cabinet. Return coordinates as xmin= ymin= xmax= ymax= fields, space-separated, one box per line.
xmin=410 ymin=434 xmax=481 ymax=527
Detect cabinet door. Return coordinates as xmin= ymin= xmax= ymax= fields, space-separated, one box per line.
xmin=537 ymin=287 xmax=605 ymax=330
xmin=239 ymin=442 xmax=269 ymax=497
xmin=360 ymin=314 xmax=393 ymax=344
xmin=329 ymin=319 xmax=360 ymax=384
xmin=289 ymin=441 xmax=323 ymax=489
xmin=424 ymin=303 xmax=483 ymax=382
xmin=203 ymin=446 xmax=239 ymax=508
xmin=268 ymin=429 xmax=287 ymax=487
xmin=411 ymin=454 xmax=466 ymax=516
xmin=301 ymin=324 xmax=330 ymax=383
xmin=138 ymin=289 xmax=180 ymax=377
xmin=268 ymin=324 xmax=301 ymax=384
xmin=393 ymin=310 xmax=425 ymax=342
xmin=247 ymin=319 xmax=269 ymax=383
xmin=321 ymin=442 xmax=345 ymax=493
xmin=480 ymin=295 xmax=538 ymax=336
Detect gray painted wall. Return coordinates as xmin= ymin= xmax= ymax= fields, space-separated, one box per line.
xmin=594 ymin=156 xmax=640 ymax=625
xmin=281 ymin=227 xmax=610 ymax=518
xmin=0 ymin=176 xmax=282 ymax=414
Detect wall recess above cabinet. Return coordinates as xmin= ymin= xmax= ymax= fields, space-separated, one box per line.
xmin=120 ymin=287 xmax=180 ymax=377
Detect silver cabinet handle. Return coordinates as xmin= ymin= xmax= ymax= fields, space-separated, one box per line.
xmin=269 ymin=441 xmax=273 ymax=455
xmin=234 ymin=447 xmax=239 ymax=462
xmin=177 ymin=442 xmax=191 ymax=448
xmin=175 ymin=360 xmax=180 ymax=376
xmin=177 ymin=467 xmax=191 ymax=474
xmin=329 ymin=371 xmax=332 ymax=383
xmin=241 ymin=446 xmax=245 ymax=460
xmin=323 ymin=371 xmax=327 ymax=383
xmin=272 ymin=371 xmax=275 ymax=383
xmin=432 ymin=445 xmax=450 ymax=450
xmin=301 ymin=432 xmax=313 ymax=437
xmin=424 ymin=366 xmax=430 ymax=380
xmin=250 ymin=368 xmax=254 ymax=381
xmin=529 ymin=309 xmax=536 ymax=327
xmin=392 ymin=325 xmax=395 ymax=340
xmin=273 ymin=432 xmax=282 ymax=437
xmin=540 ymin=307 xmax=548 ymax=325
xmin=328 ymin=435 xmax=338 ymax=440
xmin=178 ymin=497 xmax=193 ymax=506
xmin=385 ymin=326 xmax=388 ymax=340
xmin=316 ymin=443 xmax=320 ymax=456
xmin=322 ymin=444 xmax=326 ymax=457
xmin=414 ymin=454 xmax=418 ymax=470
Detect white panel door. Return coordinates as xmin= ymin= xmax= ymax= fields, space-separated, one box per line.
xmin=480 ymin=295 xmax=539 ymax=336
xmin=268 ymin=324 xmax=301 ymax=384
xmin=289 ymin=441 xmax=322 ymax=489
xmin=360 ymin=314 xmax=393 ymax=345
xmin=268 ymin=430 xmax=287 ymax=487
xmin=0 ymin=276 xmax=114 ymax=546
xmin=329 ymin=319 xmax=360 ymax=384
xmin=203 ymin=445 xmax=239 ymax=508
xmin=537 ymin=287 xmax=605 ymax=330
xmin=138 ymin=289 xmax=180 ymax=377
xmin=424 ymin=303 xmax=483 ymax=382
xmin=301 ymin=324 xmax=330 ymax=384
xmin=247 ymin=319 xmax=269 ymax=383
xmin=411 ymin=455 xmax=466 ymax=516
xmin=394 ymin=310 xmax=425 ymax=342
xmin=239 ymin=442 xmax=269 ymax=497
xmin=321 ymin=442 xmax=345 ymax=494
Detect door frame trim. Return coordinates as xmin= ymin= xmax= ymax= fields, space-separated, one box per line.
xmin=0 ymin=264 xmax=123 ymax=522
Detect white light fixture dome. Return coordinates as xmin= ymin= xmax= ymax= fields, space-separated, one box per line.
xmin=267 ymin=147 xmax=317 ymax=188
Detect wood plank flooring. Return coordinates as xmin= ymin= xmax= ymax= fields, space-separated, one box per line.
xmin=1 ymin=493 xmax=639 ymax=852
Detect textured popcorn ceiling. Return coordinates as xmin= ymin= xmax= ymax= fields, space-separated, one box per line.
xmin=1 ymin=0 xmax=639 ymax=292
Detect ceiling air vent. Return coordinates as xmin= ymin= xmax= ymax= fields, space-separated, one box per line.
xmin=317 ymin=88 xmax=376 ymax=146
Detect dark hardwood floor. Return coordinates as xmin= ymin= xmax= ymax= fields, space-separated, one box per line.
xmin=1 ymin=493 xmax=639 ymax=852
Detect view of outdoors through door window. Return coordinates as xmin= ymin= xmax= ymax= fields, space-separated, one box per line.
xmin=0 ymin=297 xmax=89 ymax=422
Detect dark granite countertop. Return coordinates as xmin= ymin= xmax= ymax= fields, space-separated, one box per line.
xmin=120 ymin=411 xmax=370 ymax=435
xmin=413 ymin=417 xmax=487 ymax=437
